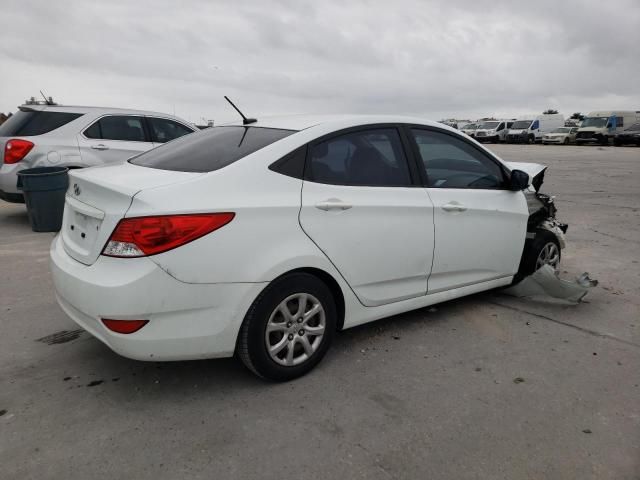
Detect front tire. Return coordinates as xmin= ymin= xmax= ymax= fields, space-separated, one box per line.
xmin=563 ymin=137 xmax=570 ymax=145
xmin=237 ymin=273 xmax=336 ymax=381
xmin=513 ymin=229 xmax=561 ymax=284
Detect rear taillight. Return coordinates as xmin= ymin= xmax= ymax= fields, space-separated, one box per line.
xmin=4 ymin=139 xmax=34 ymax=164
xmin=102 ymin=319 xmax=149 ymax=334
xmin=102 ymin=213 xmax=235 ymax=258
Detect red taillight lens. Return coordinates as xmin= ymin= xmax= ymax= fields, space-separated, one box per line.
xmin=102 ymin=213 xmax=235 ymax=258
xmin=4 ymin=139 xmax=34 ymax=164
xmin=102 ymin=319 xmax=149 ymax=334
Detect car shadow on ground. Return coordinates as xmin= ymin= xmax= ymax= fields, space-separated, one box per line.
xmin=49 ymin=293 xmax=490 ymax=397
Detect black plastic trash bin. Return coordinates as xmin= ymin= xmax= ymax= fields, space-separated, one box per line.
xmin=17 ymin=167 xmax=69 ymax=232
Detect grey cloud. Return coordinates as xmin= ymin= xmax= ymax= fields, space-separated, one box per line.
xmin=0 ymin=0 xmax=638 ymax=123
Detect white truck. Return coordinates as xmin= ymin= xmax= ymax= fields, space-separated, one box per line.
xmin=576 ymin=111 xmax=640 ymax=145
xmin=506 ymin=114 xmax=565 ymax=144
xmin=474 ymin=119 xmax=514 ymax=143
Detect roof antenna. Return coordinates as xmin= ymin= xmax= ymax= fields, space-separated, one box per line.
xmin=39 ymin=90 xmax=54 ymax=105
xmin=224 ymin=96 xmax=257 ymax=125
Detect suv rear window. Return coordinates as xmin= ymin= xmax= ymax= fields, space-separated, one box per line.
xmin=130 ymin=126 xmax=295 ymax=172
xmin=0 ymin=110 xmax=83 ymax=136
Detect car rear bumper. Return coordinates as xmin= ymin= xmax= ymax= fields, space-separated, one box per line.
xmin=0 ymin=163 xmax=24 ymax=199
xmin=50 ymin=235 xmax=265 ymax=361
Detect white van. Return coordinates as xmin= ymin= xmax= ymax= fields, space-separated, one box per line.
xmin=506 ymin=114 xmax=565 ymax=144
xmin=474 ymin=119 xmax=514 ymax=143
xmin=576 ymin=111 xmax=640 ymax=145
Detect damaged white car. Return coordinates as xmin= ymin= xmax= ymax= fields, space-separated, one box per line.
xmin=50 ymin=115 xmax=567 ymax=380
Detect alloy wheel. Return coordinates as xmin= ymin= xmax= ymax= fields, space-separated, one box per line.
xmin=536 ymin=242 xmax=560 ymax=270
xmin=265 ymin=293 xmax=326 ymax=366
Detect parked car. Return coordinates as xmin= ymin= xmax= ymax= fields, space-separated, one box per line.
xmin=576 ymin=111 xmax=640 ymax=145
xmin=50 ymin=115 xmax=567 ymax=381
xmin=474 ymin=120 xmax=514 ymax=143
xmin=613 ymin=122 xmax=640 ymax=146
xmin=0 ymin=104 xmax=197 ymax=203
xmin=506 ymin=114 xmax=565 ymax=144
xmin=542 ymin=127 xmax=579 ymax=145
xmin=460 ymin=123 xmax=479 ymax=138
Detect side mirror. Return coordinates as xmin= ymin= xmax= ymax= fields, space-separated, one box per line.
xmin=509 ymin=169 xmax=529 ymax=191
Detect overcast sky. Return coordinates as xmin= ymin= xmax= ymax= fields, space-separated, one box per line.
xmin=1 ymin=0 xmax=639 ymax=124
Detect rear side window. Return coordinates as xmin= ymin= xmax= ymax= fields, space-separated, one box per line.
xmin=308 ymin=128 xmax=412 ymax=187
xmin=0 ymin=110 xmax=83 ymax=136
xmin=148 ymin=117 xmax=194 ymax=143
xmin=130 ymin=126 xmax=295 ymax=172
xmin=84 ymin=116 xmax=146 ymax=142
xmin=411 ymin=129 xmax=506 ymax=189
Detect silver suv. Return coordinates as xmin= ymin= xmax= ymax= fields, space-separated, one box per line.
xmin=0 ymin=104 xmax=197 ymax=202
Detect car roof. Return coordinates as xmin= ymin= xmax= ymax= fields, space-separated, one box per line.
xmin=220 ymin=114 xmax=454 ymax=132
xmin=18 ymin=104 xmax=187 ymax=119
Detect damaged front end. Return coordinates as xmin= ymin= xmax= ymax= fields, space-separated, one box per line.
xmin=525 ymin=191 xmax=568 ymax=248
xmin=504 ymin=161 xmax=569 ymax=283
xmin=505 ymin=161 xmax=568 ymax=245
xmin=521 ymin=168 xmax=568 ymax=247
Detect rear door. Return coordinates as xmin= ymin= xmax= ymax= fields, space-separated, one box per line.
xmin=408 ymin=127 xmax=528 ymax=293
xmin=299 ymin=126 xmax=434 ymax=307
xmin=77 ymin=115 xmax=153 ymax=166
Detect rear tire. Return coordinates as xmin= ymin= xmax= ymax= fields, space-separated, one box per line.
xmin=513 ymin=229 xmax=561 ymax=284
xmin=237 ymin=272 xmax=336 ymax=381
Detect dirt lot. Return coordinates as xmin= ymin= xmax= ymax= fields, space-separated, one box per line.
xmin=1 ymin=145 xmax=638 ymax=479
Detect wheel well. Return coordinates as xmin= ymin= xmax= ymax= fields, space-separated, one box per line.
xmin=288 ymin=267 xmax=346 ymax=331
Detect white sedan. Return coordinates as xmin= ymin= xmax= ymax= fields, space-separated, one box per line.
xmin=50 ymin=115 xmax=567 ymax=380
xmin=542 ymin=127 xmax=579 ymax=145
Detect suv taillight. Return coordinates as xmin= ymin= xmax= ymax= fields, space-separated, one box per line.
xmin=4 ymin=139 xmax=34 ymax=164
xmin=102 ymin=213 xmax=235 ymax=258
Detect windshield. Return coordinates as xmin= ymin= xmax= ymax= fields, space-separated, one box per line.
xmin=626 ymin=123 xmax=640 ymax=131
xmin=581 ymin=117 xmax=609 ymax=128
xmin=464 ymin=124 xmax=478 ymax=130
xmin=552 ymin=128 xmax=570 ymax=133
xmin=478 ymin=121 xmax=499 ymax=129
xmin=511 ymin=120 xmax=533 ymax=129
xmin=130 ymin=126 xmax=295 ymax=172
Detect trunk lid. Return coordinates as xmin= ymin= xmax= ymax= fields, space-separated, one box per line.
xmin=61 ymin=162 xmax=202 ymax=265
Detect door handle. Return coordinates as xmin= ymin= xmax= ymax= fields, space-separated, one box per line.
xmin=315 ymin=199 xmax=352 ymax=211
xmin=91 ymin=144 xmax=109 ymax=151
xmin=442 ymin=202 xmax=467 ymax=212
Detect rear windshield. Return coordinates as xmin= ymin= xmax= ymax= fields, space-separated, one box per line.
xmin=130 ymin=126 xmax=295 ymax=172
xmin=0 ymin=110 xmax=83 ymax=136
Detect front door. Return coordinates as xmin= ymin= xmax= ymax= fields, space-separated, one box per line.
xmin=409 ymin=127 xmax=528 ymax=293
xmin=299 ymin=126 xmax=434 ymax=307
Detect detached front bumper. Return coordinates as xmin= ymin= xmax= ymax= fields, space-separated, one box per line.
xmin=50 ymin=235 xmax=265 ymax=361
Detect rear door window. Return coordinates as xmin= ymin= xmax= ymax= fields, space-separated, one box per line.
xmin=0 ymin=110 xmax=83 ymax=136
xmin=130 ymin=126 xmax=295 ymax=172
xmin=83 ymin=116 xmax=147 ymax=142
xmin=147 ymin=117 xmax=194 ymax=143
xmin=308 ymin=128 xmax=412 ymax=187
xmin=411 ymin=129 xmax=506 ymax=189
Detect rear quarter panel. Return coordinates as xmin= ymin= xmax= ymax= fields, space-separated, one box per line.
xmin=126 ymin=148 xmax=340 ymax=285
